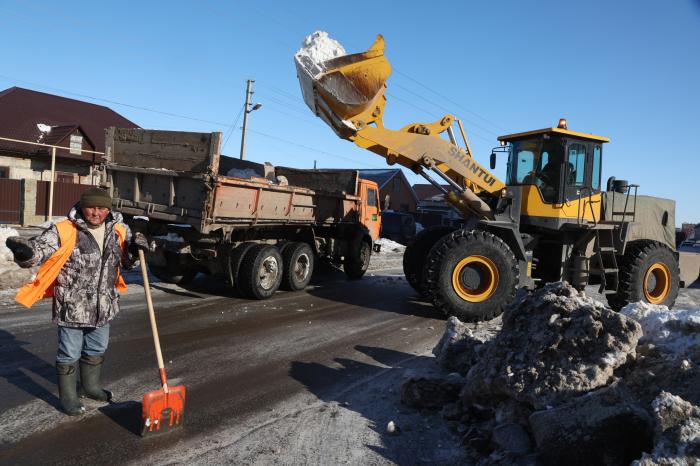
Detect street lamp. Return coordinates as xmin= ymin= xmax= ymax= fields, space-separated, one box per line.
xmin=240 ymin=79 xmax=263 ymax=160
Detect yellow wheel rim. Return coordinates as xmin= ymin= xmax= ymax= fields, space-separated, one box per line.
xmin=451 ymin=255 xmax=499 ymax=303
xmin=643 ymin=262 xmax=671 ymax=304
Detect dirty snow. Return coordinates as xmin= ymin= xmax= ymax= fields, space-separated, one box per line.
xmin=153 ymin=233 xmax=185 ymax=243
xmin=375 ymin=237 xmax=405 ymax=251
xmin=38 ymin=216 xmax=67 ymax=228
xmin=621 ymin=301 xmax=700 ymax=357
xmin=226 ymin=168 xmax=261 ymax=179
xmin=0 ymin=227 xmax=36 ymax=293
xmin=295 ymin=31 xmax=346 ymax=72
xmin=0 ymin=227 xmax=19 ymax=262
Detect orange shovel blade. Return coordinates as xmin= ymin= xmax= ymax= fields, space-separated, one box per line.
xmin=141 ymin=385 xmax=186 ymax=436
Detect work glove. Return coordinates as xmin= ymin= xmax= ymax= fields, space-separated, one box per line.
xmin=129 ymin=232 xmax=149 ymax=255
xmin=6 ymin=236 xmax=34 ymax=262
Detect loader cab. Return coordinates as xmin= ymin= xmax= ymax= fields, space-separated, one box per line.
xmin=499 ymin=120 xmax=610 ymax=227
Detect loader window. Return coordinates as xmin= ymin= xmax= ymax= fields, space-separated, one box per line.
xmin=567 ymin=144 xmax=586 ymax=186
xmin=592 ymin=145 xmax=602 ymax=190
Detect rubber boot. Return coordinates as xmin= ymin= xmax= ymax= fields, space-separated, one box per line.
xmin=78 ymin=354 xmax=113 ymax=402
xmin=56 ymin=362 xmax=85 ymax=416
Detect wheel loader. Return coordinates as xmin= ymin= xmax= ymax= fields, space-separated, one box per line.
xmin=295 ymin=34 xmax=691 ymax=322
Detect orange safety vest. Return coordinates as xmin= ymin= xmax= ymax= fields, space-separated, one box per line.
xmin=15 ymin=219 xmax=128 ymax=308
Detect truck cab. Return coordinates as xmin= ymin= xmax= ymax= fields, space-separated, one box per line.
xmin=358 ymin=178 xmax=381 ymax=241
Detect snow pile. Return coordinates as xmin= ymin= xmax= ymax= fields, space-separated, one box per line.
xmin=621 ymin=301 xmax=700 ymax=357
xmin=226 ymin=168 xmax=261 ymax=179
xmin=461 ymin=282 xmax=642 ymax=409
xmin=295 ymin=31 xmax=346 ymax=73
xmin=0 ymin=227 xmax=18 ymax=262
xmin=153 ymin=233 xmax=185 ymax=243
xmin=0 ymin=227 xmax=35 ymax=292
xmin=375 ymin=237 xmax=405 ymax=252
xmin=634 ymin=392 xmax=700 ymax=465
xmin=39 ymin=216 xmax=67 ymax=229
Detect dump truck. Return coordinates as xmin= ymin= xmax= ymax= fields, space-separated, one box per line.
xmin=100 ymin=127 xmax=381 ymax=299
xmin=295 ymin=33 xmax=696 ymax=321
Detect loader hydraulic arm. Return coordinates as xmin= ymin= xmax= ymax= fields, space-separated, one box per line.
xmin=295 ymin=34 xmax=505 ymax=219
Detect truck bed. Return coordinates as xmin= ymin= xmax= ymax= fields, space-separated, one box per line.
xmin=103 ymin=128 xmax=362 ymax=234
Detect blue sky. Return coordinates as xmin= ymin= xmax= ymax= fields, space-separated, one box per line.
xmin=1 ymin=0 xmax=698 ymax=224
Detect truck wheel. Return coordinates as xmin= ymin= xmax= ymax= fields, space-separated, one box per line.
xmin=239 ymin=244 xmax=283 ymax=300
xmin=281 ymin=242 xmax=314 ymax=291
xmin=344 ymin=239 xmax=371 ymax=279
xmin=229 ymin=242 xmax=258 ymax=295
xmin=149 ymin=266 xmax=197 ymax=285
xmin=424 ymin=229 xmax=518 ymax=322
xmin=607 ymin=240 xmax=680 ymax=311
xmin=403 ymin=226 xmax=455 ymax=296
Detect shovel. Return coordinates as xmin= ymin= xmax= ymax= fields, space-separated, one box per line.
xmin=138 ymin=249 xmax=186 ymax=435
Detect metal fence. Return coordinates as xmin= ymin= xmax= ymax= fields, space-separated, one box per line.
xmin=0 ymin=178 xmax=21 ymax=224
xmin=35 ymin=181 xmax=94 ymax=217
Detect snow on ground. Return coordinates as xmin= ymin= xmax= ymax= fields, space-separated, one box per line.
xmin=0 ymin=227 xmax=36 ymax=297
xmin=375 ymin=238 xmax=405 ymax=252
xmin=0 ymin=227 xmax=19 ymax=263
xmin=38 ymin=217 xmax=67 ymax=228
xmin=621 ymin=301 xmax=700 ymax=357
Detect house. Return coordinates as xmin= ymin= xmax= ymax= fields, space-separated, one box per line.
xmin=0 ymin=86 xmax=139 ymax=184
xmin=358 ymin=168 xmax=418 ymax=213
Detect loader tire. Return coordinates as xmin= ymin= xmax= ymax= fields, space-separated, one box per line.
xmin=403 ymin=226 xmax=455 ymax=296
xmin=229 ymin=242 xmax=258 ymax=295
xmin=424 ymin=229 xmax=518 ymax=322
xmin=607 ymin=240 xmax=679 ymax=311
xmin=281 ymin=242 xmax=314 ymax=291
xmin=239 ymin=244 xmax=283 ymax=300
xmin=344 ymin=239 xmax=371 ymax=279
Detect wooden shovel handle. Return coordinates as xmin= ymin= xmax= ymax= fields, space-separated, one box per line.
xmin=138 ymin=249 xmax=168 ymax=392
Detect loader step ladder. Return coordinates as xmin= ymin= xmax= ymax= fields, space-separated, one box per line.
xmin=590 ymin=228 xmax=620 ymax=294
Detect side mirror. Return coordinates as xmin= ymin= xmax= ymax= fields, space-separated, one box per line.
xmin=490 ymin=152 xmax=496 ymax=170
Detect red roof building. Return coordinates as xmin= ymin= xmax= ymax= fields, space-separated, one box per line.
xmin=0 ymin=87 xmax=138 ymax=183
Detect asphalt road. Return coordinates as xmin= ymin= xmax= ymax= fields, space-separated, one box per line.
xmin=0 ymin=264 xmax=456 ymax=465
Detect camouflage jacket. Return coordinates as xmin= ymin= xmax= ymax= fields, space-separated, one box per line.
xmin=19 ymin=205 xmax=135 ymax=328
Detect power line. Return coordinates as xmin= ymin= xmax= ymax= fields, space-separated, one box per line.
xmin=0 ymin=74 xmax=232 ymax=127
xmin=222 ymin=104 xmax=245 ymax=151
xmin=246 ymin=129 xmax=386 ymax=169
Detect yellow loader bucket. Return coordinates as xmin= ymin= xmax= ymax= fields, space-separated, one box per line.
xmin=296 ymin=34 xmax=391 ymax=124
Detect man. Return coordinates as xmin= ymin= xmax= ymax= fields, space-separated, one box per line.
xmin=5 ymin=187 xmax=147 ymax=416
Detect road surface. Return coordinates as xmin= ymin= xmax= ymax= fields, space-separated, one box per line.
xmin=0 ymin=259 xmax=470 ymax=465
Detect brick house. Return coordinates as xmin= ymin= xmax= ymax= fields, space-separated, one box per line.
xmin=0 ymin=87 xmax=139 ymax=184
xmin=358 ymin=169 xmax=418 ymax=213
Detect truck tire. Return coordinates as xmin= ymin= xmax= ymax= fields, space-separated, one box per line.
xmin=229 ymin=242 xmax=258 ymax=295
xmin=148 ymin=251 xmax=197 ymax=285
xmin=344 ymin=239 xmax=371 ymax=279
xmin=239 ymin=244 xmax=283 ymax=300
xmin=281 ymin=242 xmax=314 ymax=291
xmin=607 ymin=240 xmax=680 ymax=311
xmin=403 ymin=226 xmax=455 ymax=296
xmin=424 ymin=229 xmax=518 ymax=322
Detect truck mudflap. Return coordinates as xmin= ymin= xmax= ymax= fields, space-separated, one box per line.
xmin=678 ymin=251 xmax=700 ymax=287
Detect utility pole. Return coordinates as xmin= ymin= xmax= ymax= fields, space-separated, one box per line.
xmin=239 ymin=79 xmax=262 ymax=160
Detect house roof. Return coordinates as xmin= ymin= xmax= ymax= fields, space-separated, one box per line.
xmin=359 ymin=168 xmax=419 ymax=203
xmin=412 ymin=183 xmax=449 ymax=201
xmin=0 ymin=87 xmax=138 ymax=158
